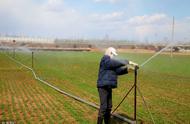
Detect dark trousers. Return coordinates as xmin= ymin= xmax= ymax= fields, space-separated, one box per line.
xmin=97 ymin=87 xmax=112 ymax=124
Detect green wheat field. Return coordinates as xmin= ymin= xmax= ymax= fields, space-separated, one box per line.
xmin=0 ymin=50 xmax=190 ymax=124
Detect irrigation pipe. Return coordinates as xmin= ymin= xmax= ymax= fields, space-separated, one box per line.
xmin=5 ymin=53 xmax=136 ymax=124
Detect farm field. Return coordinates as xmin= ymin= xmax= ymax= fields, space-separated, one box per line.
xmin=1 ymin=50 xmax=190 ymax=124
xmin=0 ymin=53 xmax=97 ymax=124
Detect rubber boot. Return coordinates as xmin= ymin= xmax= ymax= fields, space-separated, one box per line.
xmin=97 ymin=117 xmax=103 ymax=124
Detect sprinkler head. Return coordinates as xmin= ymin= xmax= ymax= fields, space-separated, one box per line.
xmin=135 ymin=65 xmax=139 ymax=70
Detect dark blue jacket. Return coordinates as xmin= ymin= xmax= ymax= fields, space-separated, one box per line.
xmin=97 ymin=55 xmax=129 ymax=88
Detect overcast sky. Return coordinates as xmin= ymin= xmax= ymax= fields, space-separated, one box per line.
xmin=0 ymin=0 xmax=190 ymax=42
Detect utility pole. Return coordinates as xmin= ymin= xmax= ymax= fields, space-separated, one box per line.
xmin=171 ymin=16 xmax=175 ymax=58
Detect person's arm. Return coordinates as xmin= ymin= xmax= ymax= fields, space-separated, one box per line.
xmin=115 ymin=65 xmax=128 ymax=75
xmin=104 ymin=56 xmax=129 ymax=69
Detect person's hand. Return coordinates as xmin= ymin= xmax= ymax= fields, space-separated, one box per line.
xmin=127 ymin=64 xmax=135 ymax=71
xmin=127 ymin=61 xmax=139 ymax=71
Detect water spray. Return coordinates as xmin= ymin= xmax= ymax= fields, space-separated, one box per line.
xmin=140 ymin=16 xmax=176 ymax=67
xmin=140 ymin=42 xmax=176 ymax=67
